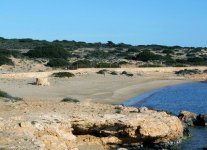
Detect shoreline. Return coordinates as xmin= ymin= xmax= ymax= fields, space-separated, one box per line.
xmin=111 ymin=78 xmax=191 ymax=105
xmin=0 ymin=67 xmax=202 ymax=149
xmin=122 ymin=80 xmax=194 ymax=106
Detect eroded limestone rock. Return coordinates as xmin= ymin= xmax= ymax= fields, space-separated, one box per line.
xmin=71 ymin=110 xmax=183 ymax=147
xmin=36 ymin=78 xmax=50 ymax=86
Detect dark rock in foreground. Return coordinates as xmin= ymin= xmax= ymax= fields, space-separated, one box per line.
xmin=178 ymin=111 xmax=207 ymax=127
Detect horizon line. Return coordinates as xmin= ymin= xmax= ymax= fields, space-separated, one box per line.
xmin=1 ymin=36 xmax=206 ymax=48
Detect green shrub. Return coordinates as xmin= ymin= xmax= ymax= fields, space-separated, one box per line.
xmin=0 ymin=90 xmax=10 ymax=98
xmin=135 ymin=51 xmax=163 ymax=62
xmin=164 ymin=55 xmax=176 ymax=65
xmin=172 ymin=63 xmax=187 ymax=67
xmin=61 ymin=97 xmax=80 ymax=103
xmin=187 ymin=57 xmax=206 ymax=65
xmin=127 ymin=48 xmax=140 ymax=53
xmin=25 ymin=45 xmax=70 ymax=58
xmin=176 ymin=52 xmax=184 ymax=56
xmin=0 ymin=49 xmax=21 ymax=66
xmin=121 ymin=71 xmax=133 ymax=77
xmin=139 ymin=64 xmax=163 ymax=67
xmin=72 ymin=60 xmax=94 ymax=68
xmin=162 ymin=49 xmax=174 ymax=54
xmin=175 ymin=59 xmax=188 ymax=64
xmin=96 ymin=69 xmax=109 ymax=75
xmin=96 ymin=62 xmax=119 ymax=68
xmin=52 ymin=72 xmax=75 ymax=78
xmin=47 ymin=58 xmax=69 ymax=67
xmin=0 ymin=56 xmax=14 ymax=66
xmin=0 ymin=49 xmax=21 ymax=57
xmin=110 ymin=71 xmax=118 ymax=75
xmin=175 ymin=69 xmax=201 ymax=76
xmin=87 ymin=50 xmax=110 ymax=59
xmin=0 ymin=90 xmax=22 ymax=102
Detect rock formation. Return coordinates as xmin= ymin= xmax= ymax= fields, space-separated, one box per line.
xmin=35 ymin=78 xmax=50 ymax=86
xmin=0 ymin=101 xmax=184 ymax=149
xmin=178 ymin=110 xmax=207 ymax=127
xmin=178 ymin=111 xmax=197 ymax=127
xmin=71 ymin=108 xmax=183 ymax=148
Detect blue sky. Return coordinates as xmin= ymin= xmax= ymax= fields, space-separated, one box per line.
xmin=0 ymin=0 xmax=207 ymax=47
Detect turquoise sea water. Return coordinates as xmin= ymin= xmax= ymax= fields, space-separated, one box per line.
xmin=123 ymin=82 xmax=207 ymax=149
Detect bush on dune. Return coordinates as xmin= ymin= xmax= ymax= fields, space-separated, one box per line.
xmin=72 ymin=60 xmax=94 ymax=68
xmin=96 ymin=69 xmax=109 ymax=75
xmin=0 ymin=56 xmax=14 ymax=66
xmin=52 ymin=72 xmax=75 ymax=78
xmin=46 ymin=58 xmax=69 ymax=67
xmin=110 ymin=71 xmax=118 ymax=75
xmin=0 ymin=49 xmax=21 ymax=57
xmin=0 ymin=90 xmax=22 ymax=102
xmin=0 ymin=49 xmax=22 ymax=66
xmin=175 ymin=69 xmax=201 ymax=76
xmin=134 ymin=51 xmax=163 ymax=62
xmin=61 ymin=97 xmax=80 ymax=103
xmin=121 ymin=71 xmax=134 ymax=77
xmin=25 ymin=45 xmax=70 ymax=59
xmin=96 ymin=62 xmax=120 ymax=68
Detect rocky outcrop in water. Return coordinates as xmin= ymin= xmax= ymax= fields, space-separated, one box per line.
xmin=72 ymin=109 xmax=183 ymax=148
xmin=178 ymin=111 xmax=197 ymax=127
xmin=179 ymin=111 xmax=207 ymax=127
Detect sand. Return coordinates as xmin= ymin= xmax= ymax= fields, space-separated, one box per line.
xmin=0 ymin=68 xmax=194 ymax=104
xmin=0 ymin=67 xmax=201 ymax=149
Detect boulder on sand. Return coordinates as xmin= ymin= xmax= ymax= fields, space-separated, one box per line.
xmin=35 ymin=78 xmax=50 ymax=86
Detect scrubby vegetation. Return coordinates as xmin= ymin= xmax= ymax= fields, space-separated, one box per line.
xmin=0 ymin=90 xmax=22 ymax=102
xmin=47 ymin=58 xmax=69 ymax=67
xmin=1 ymin=37 xmax=207 ymax=68
xmin=96 ymin=69 xmax=118 ymax=76
xmin=121 ymin=71 xmax=134 ymax=77
xmin=0 ymin=49 xmax=21 ymax=66
xmin=96 ymin=62 xmax=120 ymax=68
xmin=0 ymin=56 xmax=14 ymax=66
xmin=175 ymin=69 xmax=202 ymax=76
xmin=96 ymin=69 xmax=109 ymax=75
xmin=134 ymin=51 xmax=163 ymax=62
xmin=139 ymin=64 xmax=163 ymax=67
xmin=52 ymin=72 xmax=75 ymax=78
xmin=25 ymin=45 xmax=70 ymax=59
xmin=61 ymin=97 xmax=80 ymax=103
xmin=72 ymin=60 xmax=94 ymax=68
xmin=110 ymin=71 xmax=118 ymax=75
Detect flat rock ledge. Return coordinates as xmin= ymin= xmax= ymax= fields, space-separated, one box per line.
xmin=0 ymin=101 xmax=183 ymax=149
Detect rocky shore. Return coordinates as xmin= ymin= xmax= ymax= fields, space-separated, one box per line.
xmin=179 ymin=110 xmax=207 ymax=127
xmin=0 ymin=100 xmax=183 ymax=150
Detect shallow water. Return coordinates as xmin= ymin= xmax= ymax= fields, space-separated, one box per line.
xmin=124 ymin=82 xmax=207 ymax=149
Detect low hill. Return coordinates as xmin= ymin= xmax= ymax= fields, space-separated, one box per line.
xmin=0 ymin=37 xmax=207 ymax=69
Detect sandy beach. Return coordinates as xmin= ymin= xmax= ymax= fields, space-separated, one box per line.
xmin=0 ymin=67 xmax=205 ymax=149
xmin=0 ymin=67 xmax=196 ymax=104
